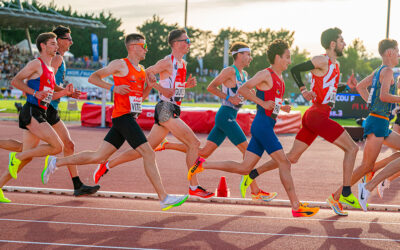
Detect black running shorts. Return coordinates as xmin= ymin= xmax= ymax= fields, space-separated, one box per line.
xmin=19 ymin=102 xmax=48 ymax=130
xmin=104 ymin=113 xmax=147 ymax=149
xmin=154 ymin=101 xmax=181 ymax=125
xmin=46 ymin=104 xmax=61 ymax=126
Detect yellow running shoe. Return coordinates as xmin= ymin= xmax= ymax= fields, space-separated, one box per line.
xmin=0 ymin=189 xmax=11 ymax=203
xmin=326 ymin=194 xmax=348 ymax=216
xmin=239 ymin=175 xmax=253 ymax=198
xmin=8 ymin=152 xmax=21 ymax=179
xmin=187 ymin=157 xmax=205 ymax=181
xmin=339 ymin=193 xmax=361 ymax=209
xmin=155 ymin=138 xmax=169 ymax=152
xmin=292 ymin=203 xmax=319 ymax=217
xmin=251 ymin=189 xmax=277 ymax=202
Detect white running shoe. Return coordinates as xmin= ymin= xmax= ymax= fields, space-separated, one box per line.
xmin=358 ymin=183 xmax=370 ymax=212
xmin=41 ymin=156 xmax=57 ymax=184
xmin=377 ymin=179 xmax=390 ymax=199
xmin=160 ymin=194 xmax=188 ymax=211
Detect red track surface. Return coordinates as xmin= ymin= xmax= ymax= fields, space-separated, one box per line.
xmin=1 ymin=120 xmax=400 ymax=248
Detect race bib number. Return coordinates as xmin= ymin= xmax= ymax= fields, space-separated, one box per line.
xmin=41 ymin=86 xmax=53 ymax=104
xmin=328 ymin=86 xmax=337 ymax=107
xmin=174 ymin=81 xmax=185 ymax=98
xmin=129 ymin=96 xmax=142 ymax=114
xmin=272 ymin=97 xmax=282 ymax=116
xmin=367 ymin=88 xmax=374 ymax=106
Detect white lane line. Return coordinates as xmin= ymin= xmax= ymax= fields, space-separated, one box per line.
xmin=0 ymin=218 xmax=398 ymax=242
xmin=0 ymin=239 xmax=160 ymax=249
xmin=2 ymin=202 xmax=400 ymax=226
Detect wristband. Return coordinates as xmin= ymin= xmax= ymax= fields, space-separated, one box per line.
xmin=33 ymin=90 xmax=36 ymax=97
xmin=110 ymin=85 xmax=114 ymax=92
xmin=225 ymin=94 xmax=230 ymax=101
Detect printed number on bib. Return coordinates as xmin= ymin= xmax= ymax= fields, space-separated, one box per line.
xmin=272 ymin=98 xmax=282 ymax=116
xmin=129 ymin=96 xmax=142 ymax=114
xmin=42 ymin=86 xmax=53 ymax=104
xmin=174 ymin=85 xmax=185 ymax=98
xmin=367 ymin=88 xmax=374 ymax=106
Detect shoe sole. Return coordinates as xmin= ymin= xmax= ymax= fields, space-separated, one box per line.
xmin=189 ymin=194 xmax=215 ymax=199
xmin=326 ymin=198 xmax=348 ymax=216
xmin=162 ymin=195 xmax=189 ymax=211
xmin=41 ymin=155 xmax=50 ymax=184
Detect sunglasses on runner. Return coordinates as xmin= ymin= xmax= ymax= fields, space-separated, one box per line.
xmin=175 ymin=38 xmax=190 ymax=45
xmin=129 ymin=42 xmax=147 ymax=50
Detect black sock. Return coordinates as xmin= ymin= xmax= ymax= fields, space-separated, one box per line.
xmin=72 ymin=176 xmax=83 ymax=190
xmin=249 ymin=169 xmax=259 ymax=180
xmin=342 ymin=186 xmax=351 ymax=197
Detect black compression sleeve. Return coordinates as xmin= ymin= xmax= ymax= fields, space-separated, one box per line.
xmin=290 ymin=60 xmax=315 ymax=89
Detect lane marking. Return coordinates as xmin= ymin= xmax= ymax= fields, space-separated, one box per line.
xmin=0 ymin=239 xmax=160 ymax=249
xmin=0 ymin=218 xmax=399 ymax=242
xmin=2 ymin=202 xmax=400 ymax=226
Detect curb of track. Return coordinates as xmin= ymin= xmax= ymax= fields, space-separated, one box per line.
xmin=3 ymin=185 xmax=400 ymax=212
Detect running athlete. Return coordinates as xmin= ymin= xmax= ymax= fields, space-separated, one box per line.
xmin=1 ymin=32 xmax=74 ymax=203
xmin=351 ymin=39 xmax=400 ymax=211
xmin=47 ymin=25 xmax=100 ymax=196
xmin=237 ymin=28 xmax=359 ymax=216
xmin=188 ymin=39 xmax=319 ymax=217
xmin=93 ymin=29 xmax=214 ymax=199
xmin=41 ymin=33 xmax=188 ymax=211
xmin=158 ymin=42 xmax=277 ymax=202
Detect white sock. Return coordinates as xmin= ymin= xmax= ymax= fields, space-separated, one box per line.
xmin=189 ymin=185 xmax=198 ymax=191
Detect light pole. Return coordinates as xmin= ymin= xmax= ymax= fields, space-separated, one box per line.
xmin=386 ymin=0 xmax=391 ymax=38
xmin=184 ymin=0 xmax=188 ymax=29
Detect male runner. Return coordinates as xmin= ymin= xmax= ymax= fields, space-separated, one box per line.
xmin=158 ymin=42 xmax=277 ymax=202
xmin=351 ymin=38 xmax=400 ymax=211
xmin=47 ymin=25 xmax=100 ymax=196
xmin=237 ymin=28 xmax=359 ymax=216
xmin=93 ymin=29 xmax=214 ymax=199
xmin=41 ymin=33 xmax=188 ymax=210
xmin=188 ymin=39 xmax=319 ymax=217
xmin=1 ymin=32 xmax=73 ymax=202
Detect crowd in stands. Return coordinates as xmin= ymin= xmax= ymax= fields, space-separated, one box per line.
xmin=66 ymin=56 xmax=102 ymax=70
xmin=0 ymin=43 xmax=31 ymax=97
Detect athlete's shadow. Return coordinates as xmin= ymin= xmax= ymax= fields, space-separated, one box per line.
xmin=368 ymin=218 xmax=400 ymax=245
xmin=146 ymin=210 xmax=273 ymax=249
xmin=318 ymin=215 xmax=380 ymax=250
xmin=6 ymin=213 xmax=198 ymax=250
xmin=244 ymin=226 xmax=310 ymax=250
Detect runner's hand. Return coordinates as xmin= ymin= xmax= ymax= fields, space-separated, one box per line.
xmin=228 ymin=95 xmax=242 ymax=105
xmin=114 ymin=85 xmax=131 ymax=95
xmin=186 ymin=74 xmax=197 ymax=88
xmin=281 ymin=105 xmax=291 ymax=113
xmin=263 ymin=100 xmax=275 ymax=110
xmin=302 ymin=90 xmax=316 ymax=101
xmin=34 ymin=90 xmax=50 ymax=100
xmin=65 ymin=83 xmax=74 ymax=95
xmin=147 ymin=73 xmax=157 ymax=87
xmin=347 ymin=73 xmax=357 ymax=89
xmin=158 ymin=87 xmax=174 ymax=98
xmin=71 ymin=89 xmax=81 ymax=99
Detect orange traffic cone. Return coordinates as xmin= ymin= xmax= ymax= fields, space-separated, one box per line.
xmin=216 ymin=176 xmax=230 ymax=197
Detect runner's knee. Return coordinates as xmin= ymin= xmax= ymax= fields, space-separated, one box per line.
xmin=63 ymin=139 xmax=75 ymax=154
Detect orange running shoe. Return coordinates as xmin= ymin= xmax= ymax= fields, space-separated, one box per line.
xmin=362 ymin=171 xmax=375 ymax=183
xmin=93 ymin=161 xmax=109 ymax=184
xmin=292 ymin=203 xmax=319 ymax=217
xmin=187 ymin=157 xmax=205 ymax=180
xmin=189 ymin=186 xmax=215 ymax=199
xmin=326 ymin=194 xmax=348 ymax=216
xmin=155 ymin=138 xmax=169 ymax=152
xmin=251 ymin=189 xmax=278 ymax=202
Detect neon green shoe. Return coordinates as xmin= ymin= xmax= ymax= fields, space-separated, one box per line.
xmin=0 ymin=189 xmax=11 ymax=203
xmin=8 ymin=152 xmax=21 ymax=179
xmin=339 ymin=193 xmax=361 ymax=209
xmin=239 ymin=175 xmax=253 ymax=198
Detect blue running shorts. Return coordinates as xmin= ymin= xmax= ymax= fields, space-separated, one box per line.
xmin=363 ymin=114 xmax=392 ymax=138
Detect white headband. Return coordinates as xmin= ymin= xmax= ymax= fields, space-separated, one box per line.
xmin=231 ymin=47 xmax=251 ymax=55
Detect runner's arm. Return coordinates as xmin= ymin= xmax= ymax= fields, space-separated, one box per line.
xmin=238 ymin=70 xmax=274 ymax=110
xmin=11 ymin=60 xmax=41 ymax=95
xmin=356 ymin=73 xmax=374 ymax=102
xmin=379 ymin=67 xmax=400 ymax=103
xmin=290 ymin=60 xmax=315 ymax=91
xmin=207 ymin=67 xmax=235 ymax=100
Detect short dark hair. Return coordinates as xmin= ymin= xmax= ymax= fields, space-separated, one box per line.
xmin=168 ymin=29 xmax=187 ymax=46
xmin=52 ymin=25 xmax=71 ymax=39
xmin=229 ymin=42 xmax=250 ymax=60
xmin=36 ymin=32 xmax=57 ymax=52
xmin=125 ymin=33 xmax=145 ymax=45
xmin=267 ymin=39 xmax=289 ymax=64
xmin=378 ymin=38 xmax=398 ymax=56
xmin=321 ymin=27 xmax=342 ymax=49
